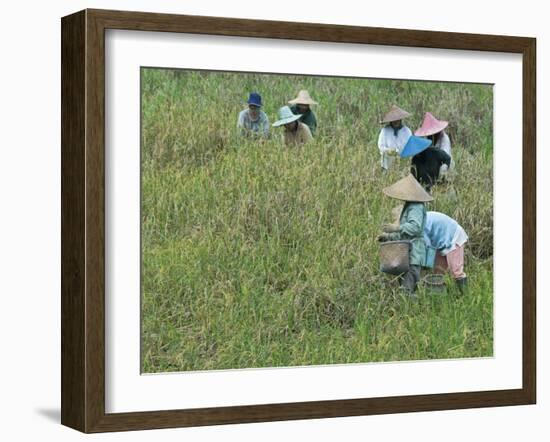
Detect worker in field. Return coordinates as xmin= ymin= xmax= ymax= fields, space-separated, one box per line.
xmin=377 ymin=105 xmax=413 ymax=171
xmin=272 ymin=105 xmax=313 ymax=146
xmin=288 ymin=90 xmax=318 ymax=136
xmin=415 ymin=112 xmax=453 ymax=180
xmin=423 ymin=211 xmax=469 ymax=294
xmin=237 ymin=92 xmax=270 ymax=137
xmin=400 ymin=134 xmax=451 ymax=191
xmin=387 ymin=205 xmax=470 ymax=295
xmin=378 ymin=174 xmax=433 ymax=295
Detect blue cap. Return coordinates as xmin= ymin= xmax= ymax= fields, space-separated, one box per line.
xmin=247 ymin=92 xmax=262 ymax=107
xmin=400 ymin=136 xmax=432 ymax=158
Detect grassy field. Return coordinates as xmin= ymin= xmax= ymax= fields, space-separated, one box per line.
xmin=141 ymin=68 xmax=493 ymax=373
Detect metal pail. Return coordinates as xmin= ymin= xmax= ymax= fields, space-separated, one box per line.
xmin=424 ymin=273 xmax=446 ymax=294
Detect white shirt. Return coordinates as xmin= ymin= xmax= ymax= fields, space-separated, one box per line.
xmin=435 ymin=131 xmax=452 ymax=167
xmin=377 ymin=125 xmax=412 ymax=169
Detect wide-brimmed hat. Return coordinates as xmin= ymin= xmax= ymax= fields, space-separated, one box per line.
xmin=272 ymin=106 xmax=302 ymax=127
xmin=382 ymin=174 xmax=433 ymax=202
xmin=415 ymin=112 xmax=449 ymax=136
xmin=288 ymin=90 xmax=318 ymax=105
xmin=247 ymin=92 xmax=263 ymax=107
xmin=380 ymin=105 xmax=411 ymax=124
xmin=400 ymin=136 xmax=432 ymax=158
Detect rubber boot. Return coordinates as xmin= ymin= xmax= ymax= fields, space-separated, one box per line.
xmin=401 ymin=266 xmax=421 ymax=299
xmin=455 ymin=277 xmax=468 ymax=295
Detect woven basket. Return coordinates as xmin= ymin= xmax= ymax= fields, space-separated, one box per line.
xmin=379 ymin=240 xmax=411 ymax=275
xmin=424 ymin=273 xmax=447 ymax=294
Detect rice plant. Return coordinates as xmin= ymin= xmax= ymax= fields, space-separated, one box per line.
xmin=141 ymin=68 xmax=493 ymax=372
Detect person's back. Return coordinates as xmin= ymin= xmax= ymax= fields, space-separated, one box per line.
xmin=411 ymin=147 xmax=451 ymax=189
xmin=423 ymin=211 xmax=469 ymax=293
xmin=424 ymin=211 xmax=459 ymax=252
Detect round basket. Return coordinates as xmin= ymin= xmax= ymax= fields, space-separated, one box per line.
xmin=424 ymin=273 xmax=446 ymax=294
xmin=379 ymin=240 xmax=411 ymax=275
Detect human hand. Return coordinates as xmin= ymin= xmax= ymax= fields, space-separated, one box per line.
xmin=377 ymin=233 xmax=391 ymax=242
xmin=381 ymin=223 xmax=400 ymax=233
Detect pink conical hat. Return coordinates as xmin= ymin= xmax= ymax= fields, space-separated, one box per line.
xmin=414 ymin=112 xmax=449 ymax=137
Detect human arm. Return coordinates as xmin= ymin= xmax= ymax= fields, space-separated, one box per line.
xmin=237 ymin=110 xmax=247 ymax=136
xmin=310 ymin=112 xmax=317 ymax=135
xmin=438 ymin=133 xmax=451 ymax=175
xmin=381 ymin=223 xmax=400 ymax=233
xmin=301 ymin=123 xmax=313 ymax=143
xmin=384 ymin=231 xmax=401 ymax=241
xmin=378 ymin=128 xmax=397 ymax=155
xmin=410 ymin=160 xmax=420 ymax=182
xmin=261 ymin=113 xmax=270 ymax=137
xmin=437 ymin=149 xmax=451 ymax=168
xmin=386 ymin=203 xmax=424 ymax=242
xmin=377 ymin=233 xmax=392 ymax=242
xmin=438 ymin=132 xmax=452 ymax=157
xmin=237 ymin=110 xmax=245 ymax=128
xmin=400 ymin=204 xmax=424 ymax=238
xmin=377 ymin=129 xmax=389 ymax=153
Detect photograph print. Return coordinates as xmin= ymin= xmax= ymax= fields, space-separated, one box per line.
xmin=140 ymin=68 xmax=493 ymax=373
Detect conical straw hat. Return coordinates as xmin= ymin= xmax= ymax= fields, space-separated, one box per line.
xmin=380 ymin=105 xmax=411 ymax=124
xmin=382 ymin=174 xmax=433 ymax=202
xmin=288 ymin=90 xmax=318 ymax=105
xmin=414 ymin=112 xmax=449 ymax=136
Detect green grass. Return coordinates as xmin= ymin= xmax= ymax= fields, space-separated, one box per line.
xmin=141 ymin=68 xmax=493 ymax=373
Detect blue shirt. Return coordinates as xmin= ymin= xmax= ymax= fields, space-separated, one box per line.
xmin=423 ymin=211 xmax=464 ymax=253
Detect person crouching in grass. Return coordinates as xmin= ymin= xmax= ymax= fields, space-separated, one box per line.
xmin=415 ymin=112 xmax=452 ymax=181
xmin=288 ymin=90 xmax=318 ymax=136
xmin=377 ymin=105 xmax=413 ymax=171
xmin=272 ymin=105 xmax=313 ymax=146
xmin=400 ymin=134 xmax=450 ymax=191
xmin=378 ymin=174 xmax=433 ymax=295
xmin=424 ymin=211 xmax=469 ymax=294
xmin=237 ymin=92 xmax=270 ymax=137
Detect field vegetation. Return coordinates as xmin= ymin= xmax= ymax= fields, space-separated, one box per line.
xmin=141 ymin=68 xmax=493 ymax=372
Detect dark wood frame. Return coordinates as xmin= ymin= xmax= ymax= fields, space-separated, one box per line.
xmin=61 ymin=8 xmax=536 ymax=433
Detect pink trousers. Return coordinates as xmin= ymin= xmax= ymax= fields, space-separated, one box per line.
xmin=434 ymin=244 xmax=466 ymax=280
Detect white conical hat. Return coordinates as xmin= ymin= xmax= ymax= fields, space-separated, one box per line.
xmin=288 ymin=90 xmax=318 ymax=105
xmin=382 ymin=174 xmax=433 ymax=202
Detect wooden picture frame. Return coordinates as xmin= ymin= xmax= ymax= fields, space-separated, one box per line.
xmin=61 ymin=8 xmax=536 ymax=433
